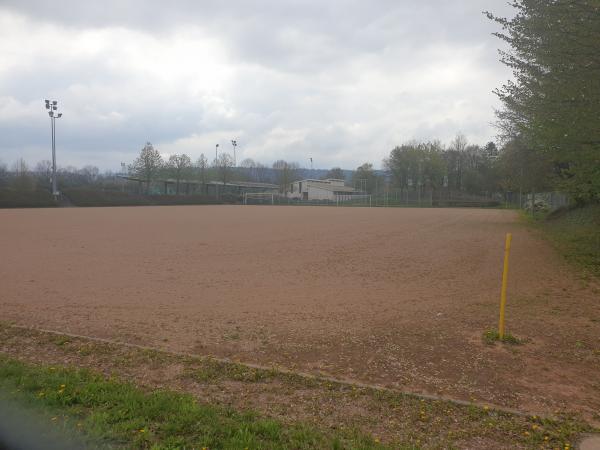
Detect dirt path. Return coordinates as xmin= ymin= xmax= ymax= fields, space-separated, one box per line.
xmin=1 ymin=206 xmax=598 ymax=421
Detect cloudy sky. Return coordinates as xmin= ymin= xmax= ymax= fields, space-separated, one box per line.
xmin=0 ymin=1 xmax=513 ymax=171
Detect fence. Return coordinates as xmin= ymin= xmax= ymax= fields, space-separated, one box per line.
xmin=504 ymin=191 xmax=570 ymax=212
xmin=370 ymin=188 xmax=501 ymax=208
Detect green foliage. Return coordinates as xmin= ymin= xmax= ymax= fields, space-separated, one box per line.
xmin=535 ymin=204 xmax=600 ymax=277
xmin=487 ymin=1 xmax=600 ymax=202
xmin=352 ymin=163 xmax=381 ymax=194
xmin=483 ymin=329 xmax=524 ymax=345
xmin=497 ymin=137 xmax=554 ymax=193
xmin=61 ymin=188 xmax=235 ymax=207
xmin=384 ymin=141 xmax=447 ymax=189
xmin=0 ymin=188 xmax=57 ymax=208
xmin=0 ymin=356 xmax=390 ymax=450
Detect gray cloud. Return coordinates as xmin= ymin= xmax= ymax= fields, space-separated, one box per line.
xmin=0 ymin=1 xmax=513 ymax=170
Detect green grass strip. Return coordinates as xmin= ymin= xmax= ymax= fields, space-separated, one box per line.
xmin=0 ymin=355 xmax=392 ymax=450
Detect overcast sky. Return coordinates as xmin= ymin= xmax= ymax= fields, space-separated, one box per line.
xmin=0 ymin=1 xmax=513 ymax=171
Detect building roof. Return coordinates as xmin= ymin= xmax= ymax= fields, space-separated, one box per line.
xmin=309 ymin=184 xmax=356 ymax=193
xmin=120 ymin=176 xmax=278 ymax=189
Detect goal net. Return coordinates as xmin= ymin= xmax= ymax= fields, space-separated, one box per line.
xmin=244 ymin=192 xmax=276 ymax=205
xmin=335 ymin=194 xmax=372 ymax=206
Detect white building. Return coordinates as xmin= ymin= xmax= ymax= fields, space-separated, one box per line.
xmin=288 ymin=178 xmax=356 ymax=201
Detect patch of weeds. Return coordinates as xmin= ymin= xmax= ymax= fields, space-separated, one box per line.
xmin=187 ymin=358 xmax=275 ymax=383
xmin=224 ymin=332 xmax=241 ymax=341
xmin=52 ymin=336 xmax=71 ymax=346
xmin=483 ymin=329 xmax=524 ymax=345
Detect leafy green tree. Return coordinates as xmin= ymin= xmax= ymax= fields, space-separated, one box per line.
xmin=384 ymin=141 xmax=446 ymax=190
xmin=352 ymin=163 xmax=380 ymax=194
xmin=487 ymin=1 xmax=600 ymax=201
xmin=498 ymin=137 xmax=553 ymax=198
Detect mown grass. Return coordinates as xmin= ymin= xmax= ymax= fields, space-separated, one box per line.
xmin=526 ymin=204 xmax=600 ymax=278
xmin=0 ymin=355 xmax=392 ymax=450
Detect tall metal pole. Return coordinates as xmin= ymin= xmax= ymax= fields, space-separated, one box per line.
xmin=215 ymin=143 xmax=219 ymax=165
xmin=231 ymin=140 xmax=237 ymax=167
xmin=51 ymin=115 xmax=57 ymax=196
xmin=45 ymin=99 xmax=61 ymax=197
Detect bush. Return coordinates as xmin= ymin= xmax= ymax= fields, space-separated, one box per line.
xmin=0 ymin=188 xmax=57 ymax=208
xmin=62 ymin=189 xmax=153 ymax=207
xmin=62 ymin=189 xmax=241 ymax=207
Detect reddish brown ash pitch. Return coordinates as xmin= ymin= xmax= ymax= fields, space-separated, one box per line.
xmin=1 ymin=205 xmax=598 ymax=421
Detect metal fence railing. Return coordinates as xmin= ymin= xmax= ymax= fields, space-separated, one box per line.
xmin=504 ymin=191 xmax=570 ymax=212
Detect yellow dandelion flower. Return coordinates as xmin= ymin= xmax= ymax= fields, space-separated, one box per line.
xmin=60 ymin=384 xmax=66 ymax=388
xmin=524 ymin=431 xmax=530 ymax=436
xmin=139 ymin=429 xmax=145 ymax=433
xmin=374 ymin=438 xmax=380 ymax=443
xmin=483 ymin=406 xmax=489 ymax=411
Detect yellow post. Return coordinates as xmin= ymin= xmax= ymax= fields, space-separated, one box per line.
xmin=498 ymin=233 xmax=512 ymax=339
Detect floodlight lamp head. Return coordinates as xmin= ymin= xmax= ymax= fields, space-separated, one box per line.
xmin=53 ymin=106 xmax=57 ymax=110
xmin=52 ymin=100 xmax=57 ymax=105
xmin=49 ymin=111 xmax=54 ymax=117
xmin=57 ymin=113 xmax=62 ymax=118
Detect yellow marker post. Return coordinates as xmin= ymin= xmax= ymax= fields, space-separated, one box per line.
xmin=498 ymin=233 xmax=512 ymax=339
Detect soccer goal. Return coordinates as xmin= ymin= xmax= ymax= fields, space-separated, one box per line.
xmin=335 ymin=194 xmax=372 ymax=207
xmin=243 ymin=192 xmax=276 ymax=205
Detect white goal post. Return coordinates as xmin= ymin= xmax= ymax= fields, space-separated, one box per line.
xmin=243 ymin=192 xmax=276 ymax=205
xmin=335 ymin=194 xmax=372 ymax=207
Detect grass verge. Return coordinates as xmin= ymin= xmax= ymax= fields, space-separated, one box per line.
xmin=524 ymin=204 xmax=600 ymax=278
xmin=0 ymin=324 xmax=596 ymax=449
xmin=0 ymin=355 xmax=389 ymax=450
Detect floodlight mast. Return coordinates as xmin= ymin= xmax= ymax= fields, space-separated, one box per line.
xmin=231 ymin=140 xmax=237 ymax=167
xmin=44 ymin=99 xmax=62 ymax=197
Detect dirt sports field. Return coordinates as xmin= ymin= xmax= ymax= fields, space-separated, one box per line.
xmin=1 ymin=206 xmax=599 ymax=422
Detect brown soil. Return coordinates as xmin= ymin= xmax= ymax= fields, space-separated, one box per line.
xmin=1 ymin=206 xmax=599 ymax=421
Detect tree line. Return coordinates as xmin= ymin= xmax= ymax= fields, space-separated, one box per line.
xmin=485 ymin=0 xmax=600 ymax=204
xmin=0 ymin=133 xmax=524 ymax=201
